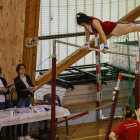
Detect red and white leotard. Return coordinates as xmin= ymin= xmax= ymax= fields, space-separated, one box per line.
xmin=86 ymin=17 xmax=117 ymax=35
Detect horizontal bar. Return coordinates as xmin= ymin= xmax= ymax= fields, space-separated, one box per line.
xmin=38 ymin=32 xmax=94 ymax=40
xmin=55 ymin=40 xmax=136 ymax=57
xmin=121 ymin=73 xmax=136 ymax=78
xmin=121 ymin=73 xmax=140 ymax=79
xmin=56 ymin=40 xmax=84 ymax=48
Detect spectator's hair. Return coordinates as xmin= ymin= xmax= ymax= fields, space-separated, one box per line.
xmin=16 ymin=64 xmax=26 ymax=74
xmin=122 ymin=105 xmax=132 ymax=119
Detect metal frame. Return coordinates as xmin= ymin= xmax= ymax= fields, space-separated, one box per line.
xmin=37 ymin=62 xmax=135 ymax=89
xmin=51 ymin=40 xmax=56 ymax=140
xmin=95 ymin=33 xmax=102 ymax=120
xmin=48 ymin=32 xmax=139 ymax=139
xmin=105 ymin=73 xmax=121 ymax=140
xmin=105 ymin=54 xmax=139 ymax=140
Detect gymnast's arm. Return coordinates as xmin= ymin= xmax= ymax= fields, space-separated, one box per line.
xmin=91 ymin=19 xmax=107 ymax=46
xmin=84 ymin=26 xmax=90 ymax=42
xmin=135 ymin=108 xmax=140 ymax=123
xmin=109 ymin=132 xmax=117 ymax=140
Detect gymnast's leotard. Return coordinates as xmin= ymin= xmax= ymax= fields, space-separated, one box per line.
xmin=87 ymin=17 xmax=117 ymax=35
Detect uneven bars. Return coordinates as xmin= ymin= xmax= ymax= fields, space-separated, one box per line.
xmin=55 ymin=40 xmax=136 ymax=57
xmin=121 ymin=73 xmax=135 ymax=78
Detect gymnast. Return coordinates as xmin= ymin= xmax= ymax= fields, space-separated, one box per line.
xmin=109 ymin=105 xmax=140 ymax=140
xmin=76 ymin=13 xmax=140 ymax=53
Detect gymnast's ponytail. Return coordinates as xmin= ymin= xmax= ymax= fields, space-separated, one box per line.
xmin=122 ymin=105 xmax=132 ymax=119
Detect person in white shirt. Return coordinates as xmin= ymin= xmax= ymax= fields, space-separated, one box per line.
xmin=0 ymin=67 xmax=9 ymax=110
xmin=14 ymin=64 xmax=35 ymax=140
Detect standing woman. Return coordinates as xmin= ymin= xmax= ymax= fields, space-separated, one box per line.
xmin=0 ymin=67 xmax=9 ymax=138
xmin=14 ymin=64 xmax=35 ymax=140
xmin=109 ymin=105 xmax=140 ymax=140
xmin=0 ymin=67 xmax=9 ymax=110
xmin=76 ymin=12 xmax=140 ymax=53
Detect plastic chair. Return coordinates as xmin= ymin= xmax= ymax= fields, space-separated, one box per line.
xmin=43 ymin=94 xmax=69 ymax=137
xmin=32 ymin=94 xmax=69 ymax=140
xmin=43 ymin=94 xmax=61 ymax=106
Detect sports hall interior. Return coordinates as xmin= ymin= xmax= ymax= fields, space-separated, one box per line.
xmin=0 ymin=0 xmax=140 ymax=140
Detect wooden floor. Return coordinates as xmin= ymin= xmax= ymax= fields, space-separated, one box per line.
xmin=1 ymin=119 xmax=140 ymax=140
xmin=56 ymin=120 xmax=123 ymax=140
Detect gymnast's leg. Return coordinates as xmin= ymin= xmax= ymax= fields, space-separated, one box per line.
xmin=110 ymin=24 xmax=140 ymax=37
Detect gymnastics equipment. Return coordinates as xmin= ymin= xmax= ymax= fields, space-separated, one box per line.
xmin=51 ymin=40 xmax=56 ymax=140
xmin=101 ymin=37 xmax=139 ymax=118
xmin=94 ymin=31 xmax=139 ymax=140
xmin=55 ymin=40 xmax=136 ymax=57
xmin=27 ymin=33 xmax=139 ymax=140
xmin=105 ymin=66 xmax=139 ymax=140
xmin=27 ymin=17 xmax=140 ymax=140
xmin=35 ymin=4 xmax=140 ymax=93
xmin=105 ymin=73 xmax=121 ymax=140
xmin=25 ymin=3 xmax=140 ymax=139
xmin=54 ymin=36 xmax=139 ymax=138
xmin=56 ymin=102 xmax=113 ymax=139
xmin=25 ymin=37 xmax=38 ymax=48
xmin=54 ymin=71 xmax=139 ymax=140
xmin=95 ymin=33 xmax=101 ymax=119
xmin=56 ymin=102 xmax=112 ymax=125
xmin=34 ymin=40 xmax=56 ymax=140
xmin=25 ymin=37 xmax=38 ymax=74
xmin=55 ymin=70 xmax=139 ymax=140
xmin=104 ymin=34 xmax=140 ymax=139
xmin=55 ymin=36 xmax=137 ymax=114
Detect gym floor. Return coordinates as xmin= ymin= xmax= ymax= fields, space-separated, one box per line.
xmin=1 ymin=120 xmax=128 ymax=140
xmin=56 ymin=120 xmax=122 ymax=140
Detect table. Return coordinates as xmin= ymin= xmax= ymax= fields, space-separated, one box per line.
xmin=0 ymin=105 xmax=70 ymax=139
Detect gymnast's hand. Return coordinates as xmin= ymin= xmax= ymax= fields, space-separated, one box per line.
xmin=102 ymin=49 xmax=107 ymax=54
xmin=135 ymin=108 xmax=140 ymax=123
xmin=102 ymin=45 xmax=109 ymax=54
xmin=83 ymin=42 xmax=90 ymax=51
xmin=135 ymin=108 xmax=140 ymax=117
